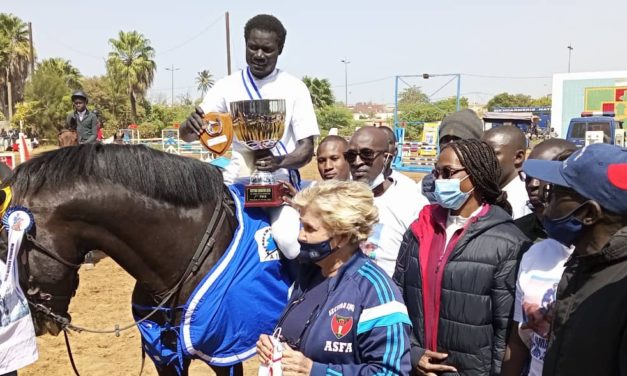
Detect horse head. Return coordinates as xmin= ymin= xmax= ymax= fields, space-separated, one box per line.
xmin=3 ymin=143 xmax=233 ymax=338
xmin=58 ymin=129 xmax=78 ymax=147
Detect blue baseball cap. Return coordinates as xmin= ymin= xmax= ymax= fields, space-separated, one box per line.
xmin=522 ymin=143 xmax=627 ymax=214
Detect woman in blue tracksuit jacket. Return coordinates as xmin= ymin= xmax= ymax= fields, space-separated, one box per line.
xmin=257 ymin=180 xmax=412 ymax=375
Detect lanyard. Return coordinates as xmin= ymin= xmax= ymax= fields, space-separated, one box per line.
xmin=241 ymin=67 xmax=263 ymax=100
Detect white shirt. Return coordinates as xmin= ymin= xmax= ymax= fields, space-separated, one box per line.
xmin=77 ymin=110 xmax=87 ymax=121
xmin=361 ymin=176 xmax=423 ymax=277
xmin=514 ymin=239 xmax=573 ymax=376
xmin=503 ymin=176 xmax=532 ymax=220
xmin=444 ymin=205 xmax=483 ymax=249
xmin=200 ymin=68 xmax=319 ymax=183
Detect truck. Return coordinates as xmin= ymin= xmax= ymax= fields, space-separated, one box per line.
xmin=565 ymin=111 xmax=625 ymax=147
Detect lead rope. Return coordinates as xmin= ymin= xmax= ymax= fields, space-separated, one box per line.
xmin=63 ymin=329 xmax=81 ymax=376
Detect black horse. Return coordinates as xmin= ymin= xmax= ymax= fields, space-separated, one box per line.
xmin=2 ymin=144 xmax=265 ymax=376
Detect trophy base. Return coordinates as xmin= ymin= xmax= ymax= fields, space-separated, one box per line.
xmin=244 ymin=183 xmax=286 ymax=208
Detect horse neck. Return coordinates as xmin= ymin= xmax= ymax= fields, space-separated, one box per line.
xmin=49 ymin=187 xmax=236 ymax=298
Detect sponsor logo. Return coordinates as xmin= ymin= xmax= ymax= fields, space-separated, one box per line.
xmin=254 ymin=226 xmax=280 ymax=262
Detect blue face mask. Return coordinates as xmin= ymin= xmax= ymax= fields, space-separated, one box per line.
xmin=297 ymin=238 xmax=338 ymax=263
xmin=421 ymin=173 xmax=437 ymax=204
xmin=542 ymin=203 xmax=587 ymax=246
xmin=433 ymin=176 xmax=473 ymax=210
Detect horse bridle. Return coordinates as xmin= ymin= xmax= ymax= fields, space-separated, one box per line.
xmin=15 ymin=184 xmax=232 ymax=336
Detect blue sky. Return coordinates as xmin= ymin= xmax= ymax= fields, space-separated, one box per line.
xmin=5 ymin=0 xmax=627 ymax=105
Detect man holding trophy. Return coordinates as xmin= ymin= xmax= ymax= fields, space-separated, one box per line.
xmin=180 ymin=14 xmax=319 ymax=259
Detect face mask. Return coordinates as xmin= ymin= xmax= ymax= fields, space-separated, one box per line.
xmin=433 ymin=176 xmax=473 ymax=210
xmin=369 ymin=154 xmax=391 ymax=190
xmin=297 ymin=238 xmax=338 ymax=263
xmin=542 ymin=203 xmax=587 ymax=246
xmin=421 ymin=173 xmax=437 ymax=204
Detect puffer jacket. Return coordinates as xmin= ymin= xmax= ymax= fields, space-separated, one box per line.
xmin=393 ymin=204 xmax=530 ymax=376
xmin=543 ymin=226 xmax=627 ymax=376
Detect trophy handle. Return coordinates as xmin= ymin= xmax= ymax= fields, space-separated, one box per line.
xmin=199 ymin=112 xmax=234 ymax=156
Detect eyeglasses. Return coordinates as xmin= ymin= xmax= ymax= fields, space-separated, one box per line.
xmin=432 ymin=166 xmax=466 ymax=179
xmin=343 ymin=148 xmax=387 ymax=164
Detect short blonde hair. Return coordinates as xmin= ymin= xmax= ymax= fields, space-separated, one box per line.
xmin=292 ymin=180 xmax=379 ymax=243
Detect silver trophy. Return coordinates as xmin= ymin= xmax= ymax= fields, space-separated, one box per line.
xmin=229 ymin=99 xmax=287 ymax=207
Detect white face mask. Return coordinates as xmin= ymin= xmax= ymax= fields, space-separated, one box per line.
xmin=369 ymin=154 xmax=391 ymax=190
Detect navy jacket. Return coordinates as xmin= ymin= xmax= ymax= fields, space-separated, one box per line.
xmin=66 ymin=110 xmax=98 ymax=143
xmin=276 ymin=252 xmax=412 ymax=375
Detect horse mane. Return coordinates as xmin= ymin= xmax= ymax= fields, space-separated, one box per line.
xmin=5 ymin=144 xmax=224 ymax=207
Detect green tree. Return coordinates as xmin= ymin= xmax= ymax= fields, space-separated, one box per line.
xmin=16 ymin=68 xmax=70 ymax=138
xmin=82 ymin=75 xmax=130 ymax=129
xmin=38 ymin=58 xmax=82 ymax=89
xmin=486 ymin=92 xmax=533 ymax=111
xmin=531 ymin=95 xmax=551 ymax=107
xmin=0 ymin=13 xmax=32 ymax=119
xmin=106 ymin=30 xmax=156 ymax=123
xmin=196 ymin=69 xmax=214 ymax=99
xmin=302 ymin=76 xmax=335 ymax=109
xmin=315 ymin=104 xmax=353 ymax=131
xmin=398 ymin=86 xmax=430 ymax=108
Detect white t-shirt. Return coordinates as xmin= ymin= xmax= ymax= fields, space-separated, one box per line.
xmin=361 ymin=176 xmax=423 ymax=277
xmin=514 ymin=238 xmax=573 ymax=376
xmin=200 ymin=68 xmax=319 ymax=183
xmin=503 ymin=176 xmax=532 ymax=220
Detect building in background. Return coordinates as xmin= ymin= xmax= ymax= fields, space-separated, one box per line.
xmin=552 ymin=71 xmax=627 ymax=137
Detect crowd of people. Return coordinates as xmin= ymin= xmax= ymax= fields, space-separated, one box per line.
xmin=2 ymin=12 xmax=626 ymax=376
xmin=183 ymin=12 xmax=627 ymax=376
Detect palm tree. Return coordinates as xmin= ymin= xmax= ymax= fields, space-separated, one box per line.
xmin=106 ymin=31 xmax=156 ymax=122
xmin=38 ymin=58 xmax=82 ymax=89
xmin=196 ymin=69 xmax=214 ymax=99
xmin=0 ymin=13 xmax=32 ymax=120
xmin=302 ymin=76 xmax=335 ymax=109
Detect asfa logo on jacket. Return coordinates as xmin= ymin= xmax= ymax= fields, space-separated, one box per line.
xmin=331 ymin=315 xmax=353 ymax=339
xmin=324 ymin=303 xmax=354 ymax=353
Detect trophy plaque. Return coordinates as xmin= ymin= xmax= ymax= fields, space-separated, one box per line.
xmin=230 ymin=99 xmax=288 ymax=207
xmin=198 ymin=112 xmax=234 ymax=156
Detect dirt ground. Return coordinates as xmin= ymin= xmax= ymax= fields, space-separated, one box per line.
xmin=20 ymin=159 xmax=425 ymax=376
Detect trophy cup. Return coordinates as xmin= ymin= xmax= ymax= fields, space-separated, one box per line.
xmin=230 ymin=99 xmax=288 ymax=208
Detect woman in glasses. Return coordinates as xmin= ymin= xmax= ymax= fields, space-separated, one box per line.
xmin=256 ymin=180 xmax=412 ymax=375
xmin=393 ymin=139 xmax=530 ymax=376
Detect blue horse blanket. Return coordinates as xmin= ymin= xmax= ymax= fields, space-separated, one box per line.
xmin=135 ymin=185 xmax=291 ymax=373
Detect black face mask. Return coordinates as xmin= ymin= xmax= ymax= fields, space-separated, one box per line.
xmin=297 ymin=238 xmax=338 ymax=263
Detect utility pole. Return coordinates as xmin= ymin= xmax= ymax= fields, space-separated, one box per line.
xmin=28 ymin=22 xmax=35 ymax=76
xmin=225 ymin=12 xmax=232 ymax=75
xmin=165 ymin=64 xmax=180 ymax=106
xmin=567 ymin=44 xmax=574 ymax=73
xmin=340 ymin=58 xmax=350 ymax=106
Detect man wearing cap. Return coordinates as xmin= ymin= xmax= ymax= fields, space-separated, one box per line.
xmin=521 ymin=143 xmax=627 ymax=376
xmin=66 ymin=90 xmax=98 ymax=144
